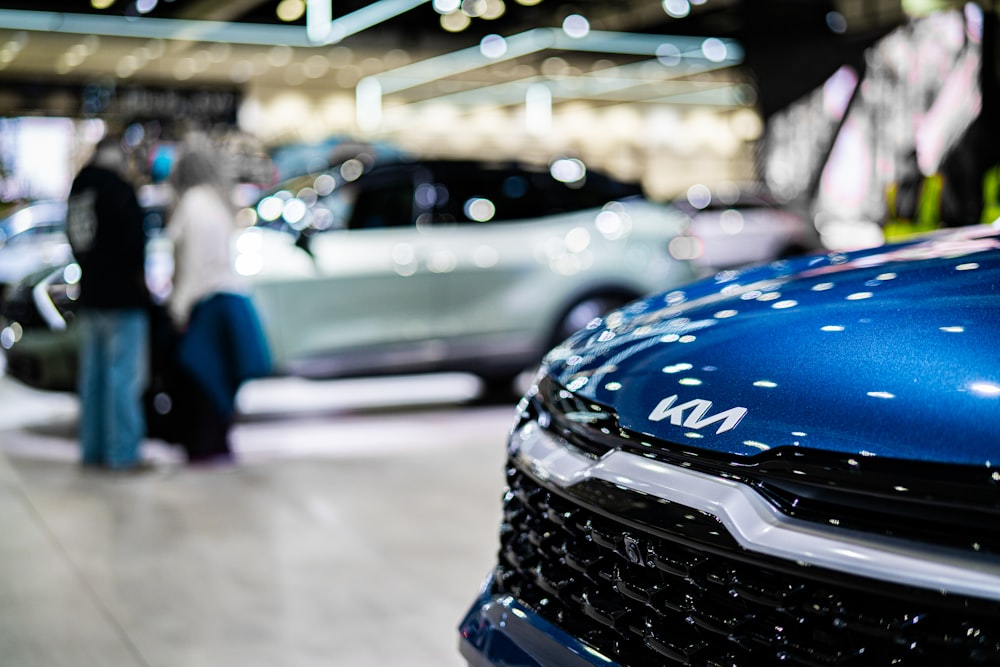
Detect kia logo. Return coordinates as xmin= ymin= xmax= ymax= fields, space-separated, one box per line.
xmin=648 ymin=395 xmax=747 ymax=434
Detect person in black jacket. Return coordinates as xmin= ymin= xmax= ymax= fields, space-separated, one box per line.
xmin=66 ymin=134 xmax=152 ymax=472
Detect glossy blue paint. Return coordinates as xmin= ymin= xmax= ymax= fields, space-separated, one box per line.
xmin=545 ymin=226 xmax=1000 ymax=465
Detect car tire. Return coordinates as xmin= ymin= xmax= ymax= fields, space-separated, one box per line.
xmin=549 ymin=291 xmax=638 ymax=349
xmin=474 ymin=292 xmax=638 ymax=404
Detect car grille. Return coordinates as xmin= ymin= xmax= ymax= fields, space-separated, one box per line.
xmin=531 ymin=376 xmax=1000 ymax=557
xmin=494 ymin=464 xmax=1000 ymax=666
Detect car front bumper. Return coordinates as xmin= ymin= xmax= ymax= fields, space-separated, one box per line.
xmin=458 ymin=574 xmax=619 ymax=667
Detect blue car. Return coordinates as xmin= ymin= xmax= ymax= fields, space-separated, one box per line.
xmin=460 ymin=224 xmax=1000 ymax=665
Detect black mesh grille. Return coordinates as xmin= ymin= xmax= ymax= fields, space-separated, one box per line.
xmin=495 ymin=465 xmax=1000 ymax=666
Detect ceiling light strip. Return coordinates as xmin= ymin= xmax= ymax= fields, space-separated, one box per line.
xmin=313 ymin=0 xmax=431 ymax=45
xmin=383 ymin=55 xmax=744 ymax=107
xmin=0 ymin=9 xmax=312 ymax=46
xmin=375 ymin=28 xmax=557 ymax=94
xmin=374 ymin=27 xmax=743 ymax=95
xmin=551 ymin=30 xmax=744 ymax=60
xmin=0 ymin=2 xmax=430 ymax=47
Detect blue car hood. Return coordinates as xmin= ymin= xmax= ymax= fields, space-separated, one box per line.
xmin=545 ymin=225 xmax=1000 ymax=466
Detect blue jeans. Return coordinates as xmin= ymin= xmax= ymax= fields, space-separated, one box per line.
xmin=77 ymin=309 xmax=150 ymax=469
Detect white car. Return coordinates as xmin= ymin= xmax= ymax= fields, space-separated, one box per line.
xmin=234 ymin=157 xmax=699 ymax=392
xmin=670 ymin=185 xmax=822 ymax=273
xmin=2 ymin=160 xmax=819 ymax=397
xmin=0 ymin=200 xmax=71 ymax=307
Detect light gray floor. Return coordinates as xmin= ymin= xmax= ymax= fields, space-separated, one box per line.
xmin=0 ymin=373 xmax=512 ymax=667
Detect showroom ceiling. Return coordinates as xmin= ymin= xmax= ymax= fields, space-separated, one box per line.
xmin=0 ymin=0 xmax=907 ymax=117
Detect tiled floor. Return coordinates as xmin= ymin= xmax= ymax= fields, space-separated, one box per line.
xmin=0 ymin=374 xmax=512 ymax=667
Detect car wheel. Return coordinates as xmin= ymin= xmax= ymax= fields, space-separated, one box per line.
xmin=476 ymin=292 xmax=639 ymax=404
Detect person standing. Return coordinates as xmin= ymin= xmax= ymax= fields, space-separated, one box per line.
xmin=166 ymin=145 xmax=269 ymax=465
xmin=66 ymin=134 xmax=152 ymax=471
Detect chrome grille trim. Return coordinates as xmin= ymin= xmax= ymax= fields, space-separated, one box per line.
xmin=510 ymin=421 xmax=1000 ymax=601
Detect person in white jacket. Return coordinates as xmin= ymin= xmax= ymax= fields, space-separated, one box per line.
xmin=168 ymin=148 xmax=244 ymax=330
xmin=166 ymin=145 xmax=246 ymax=464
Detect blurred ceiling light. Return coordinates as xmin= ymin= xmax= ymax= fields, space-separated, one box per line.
xmin=63 ymin=49 xmax=84 ymax=67
xmin=257 ymin=196 xmax=284 ymax=222
xmin=268 ymin=44 xmax=294 ymax=67
xmin=663 ymin=0 xmax=690 ymax=18
xmin=385 ymin=48 xmax=409 ymax=68
xmin=464 ymin=198 xmax=496 ymax=222
xmin=565 ymin=227 xmax=590 ymax=252
xmin=145 ymin=38 xmax=165 ymax=58
xmin=174 ymin=57 xmax=196 ymax=80
xmin=4 ymin=32 xmax=27 ymax=50
xmin=193 ymin=49 xmax=212 ymax=70
xmin=307 ymin=0 xmax=331 ymax=42
xmin=277 ymin=0 xmax=307 ymax=22
xmin=284 ymin=62 xmax=307 ymax=85
xmin=441 ymin=10 xmax=471 ymax=31
xmin=656 ymin=43 xmax=682 ymax=66
xmin=282 ymin=198 xmax=308 ymax=226
xmin=482 ymin=0 xmax=506 ymax=20
xmin=550 ymin=157 xmax=586 ymax=183
xmin=356 ymin=77 xmax=383 ymax=133
xmin=81 ymin=35 xmax=101 ymax=53
xmin=209 ymin=42 xmax=231 ymax=62
xmin=472 ymin=245 xmax=500 ymax=267
xmin=136 ymin=0 xmax=158 ymax=14
xmin=525 ymin=82 xmax=551 ymax=134
xmin=91 ymin=0 xmax=115 ymax=8
xmin=730 ymin=107 xmax=763 ymax=140
xmin=701 ymin=37 xmax=728 ymax=62
xmin=541 ymin=55 xmax=568 ymax=76
xmin=719 ymin=209 xmax=744 ymax=234
xmin=433 ymin=0 xmax=461 ymax=13
xmin=335 ymin=65 xmax=362 ymax=86
xmin=687 ymin=183 xmax=711 ymax=208
xmin=116 ymin=54 xmax=140 ymax=77
xmin=480 ymin=34 xmax=508 ymax=58
xmin=304 ymin=54 xmax=329 ymax=78
xmin=562 ymin=14 xmax=590 ymax=38
xmin=328 ymin=45 xmax=353 ymax=66
xmin=462 ymin=0 xmax=487 ymax=17
xmin=314 ymin=173 xmax=336 ymax=196
xmin=230 ymin=60 xmax=254 ymax=83
xmin=595 ymin=209 xmax=627 ymax=240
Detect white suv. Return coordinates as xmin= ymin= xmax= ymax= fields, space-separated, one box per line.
xmin=235 ymin=157 xmax=698 ymax=391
